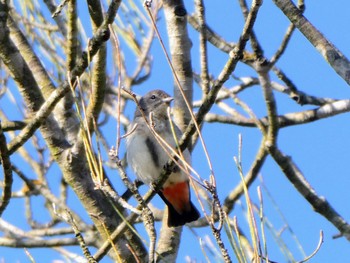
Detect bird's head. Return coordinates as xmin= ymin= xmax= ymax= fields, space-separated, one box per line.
xmin=135 ymin=90 xmax=173 ymax=118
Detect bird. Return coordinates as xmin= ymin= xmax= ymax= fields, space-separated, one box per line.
xmin=126 ymin=89 xmax=200 ymax=227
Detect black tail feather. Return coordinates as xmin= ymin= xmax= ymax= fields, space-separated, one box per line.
xmin=167 ymin=201 xmax=200 ymax=227
xmin=158 ymin=192 xmax=200 ymax=227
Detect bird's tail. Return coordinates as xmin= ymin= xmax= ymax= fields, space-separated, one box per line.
xmin=158 ymin=181 xmax=200 ymax=227
xmin=166 ymin=200 xmax=200 ymax=227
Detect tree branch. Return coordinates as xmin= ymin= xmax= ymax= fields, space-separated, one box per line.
xmin=163 ymin=0 xmax=194 ymax=131
xmin=82 ymin=0 xmax=107 ymax=135
xmin=204 ymin=99 xmax=350 ymax=128
xmin=6 ymin=0 xmax=117 ymax=155
xmin=269 ymin=147 xmax=350 ymax=241
xmin=0 ymin=122 xmax=12 ymax=217
xmin=272 ymin=0 xmax=350 ymax=85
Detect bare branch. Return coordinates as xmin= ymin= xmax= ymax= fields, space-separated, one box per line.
xmin=0 ymin=123 xmax=12 ymax=216
xmin=272 ymin=0 xmax=350 ymax=85
xmin=269 ymin=147 xmax=350 ymax=241
xmin=194 ymin=0 xmax=210 ymax=96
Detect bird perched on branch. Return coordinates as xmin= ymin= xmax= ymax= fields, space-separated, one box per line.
xmin=126 ymin=90 xmax=200 ymax=227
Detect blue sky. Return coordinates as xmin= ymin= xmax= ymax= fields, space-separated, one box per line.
xmin=1 ymin=0 xmax=350 ymax=262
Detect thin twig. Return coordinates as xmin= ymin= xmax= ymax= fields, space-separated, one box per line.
xmin=61 ymin=210 xmax=97 ymax=263
xmin=296 ymin=231 xmax=323 ymax=263
xmin=52 ymin=0 xmax=69 ymax=18
xmin=109 ymin=24 xmax=123 ymax=156
xmin=204 ymin=178 xmax=232 ymax=263
xmin=255 ymin=61 xmax=279 ymax=147
xmin=269 ymin=23 xmax=295 ymax=66
xmin=238 ymin=0 xmax=264 ymax=58
xmin=108 ymin=149 xmax=156 ymax=263
xmin=12 ymin=165 xmax=89 ymax=229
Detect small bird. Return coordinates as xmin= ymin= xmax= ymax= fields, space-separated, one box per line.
xmin=126 ymin=90 xmax=200 ymax=227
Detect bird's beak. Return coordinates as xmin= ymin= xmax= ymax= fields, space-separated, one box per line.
xmin=162 ymin=97 xmax=173 ymax=105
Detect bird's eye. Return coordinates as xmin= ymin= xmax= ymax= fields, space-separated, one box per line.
xmin=150 ymin=95 xmax=156 ymax=100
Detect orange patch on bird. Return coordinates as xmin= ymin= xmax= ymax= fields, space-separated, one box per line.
xmin=162 ymin=181 xmax=191 ymax=214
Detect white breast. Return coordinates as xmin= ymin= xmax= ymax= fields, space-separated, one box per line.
xmin=126 ymin=123 xmax=161 ymax=185
xmin=126 ymin=120 xmax=190 ymax=187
